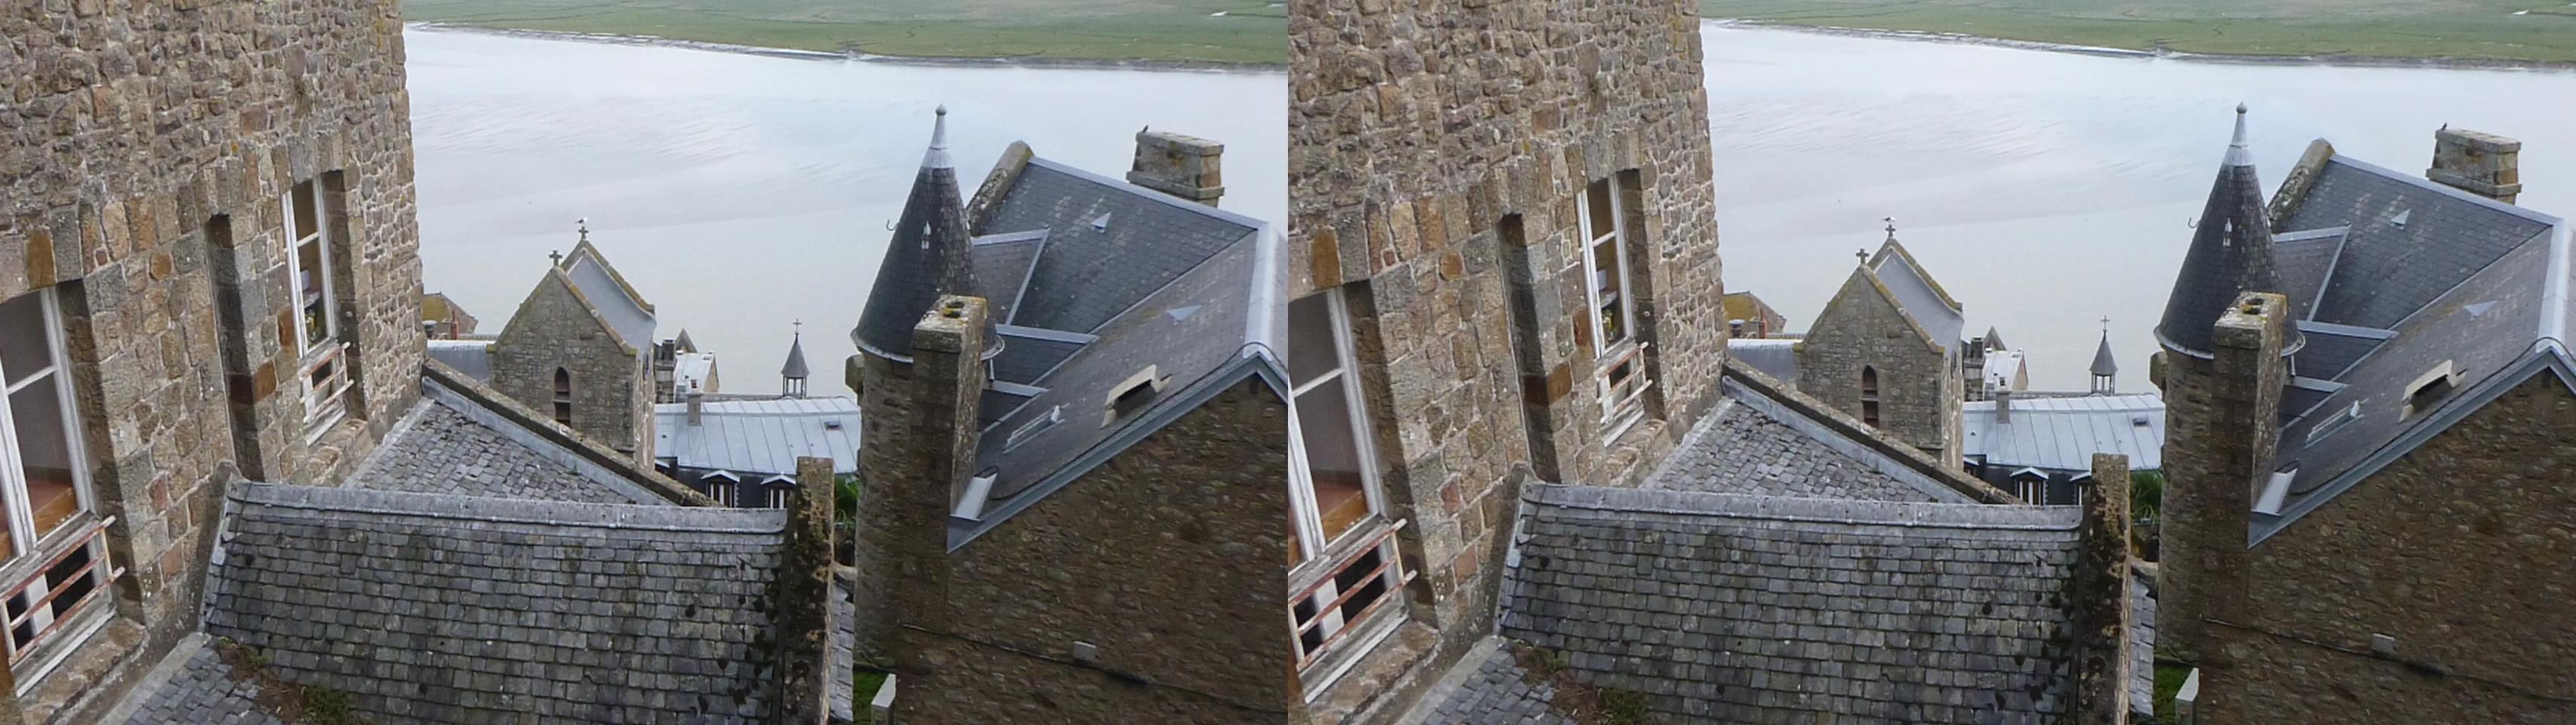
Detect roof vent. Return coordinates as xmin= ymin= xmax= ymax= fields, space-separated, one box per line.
xmin=2404 ymin=360 xmax=2464 ymax=417
xmin=824 ymin=418 xmax=845 ymax=430
xmin=1103 ymin=366 xmax=1167 ymax=425
xmin=955 ymin=470 xmax=999 ymax=520
xmin=2131 ymin=415 xmax=2152 ymax=427
xmin=2390 ymin=209 xmax=2411 ymax=228
xmin=1091 ymin=212 xmax=1113 ymax=233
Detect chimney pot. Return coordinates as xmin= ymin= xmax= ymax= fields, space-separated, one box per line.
xmin=2428 ymin=127 xmax=2522 ymax=204
xmin=686 ymin=386 xmax=703 ymax=426
xmin=1126 ymin=130 xmax=1226 ymax=207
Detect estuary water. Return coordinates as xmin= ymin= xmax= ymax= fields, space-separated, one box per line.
xmin=404 ymin=26 xmax=1286 ymax=387
xmin=1700 ymin=23 xmax=2576 ymax=389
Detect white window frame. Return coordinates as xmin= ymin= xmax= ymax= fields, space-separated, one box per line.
xmin=1579 ymin=176 xmax=1649 ymax=430
xmin=1286 ymin=288 xmax=1408 ymax=680
xmin=283 ymin=179 xmax=352 ymax=439
xmin=0 ymin=289 xmax=118 ymax=683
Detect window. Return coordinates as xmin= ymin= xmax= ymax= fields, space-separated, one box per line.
xmin=284 ymin=179 xmax=352 ymax=437
xmin=763 ymin=475 xmax=795 ymax=509
xmin=2014 ymin=475 xmax=2046 ymax=504
xmin=1860 ymin=366 xmax=1882 ymax=427
xmin=1288 ymin=288 xmax=1405 ymax=674
xmin=768 ymin=487 xmax=789 ymax=510
xmin=552 ymin=368 xmax=573 ymax=425
xmin=0 ymin=289 xmax=116 ymax=674
xmin=700 ymin=472 xmax=737 ymax=508
xmin=1579 ymin=177 xmax=1648 ymax=427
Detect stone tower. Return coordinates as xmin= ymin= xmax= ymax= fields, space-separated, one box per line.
xmin=847 ymin=108 xmax=998 ymax=680
xmin=2153 ymin=105 xmax=2300 ymax=665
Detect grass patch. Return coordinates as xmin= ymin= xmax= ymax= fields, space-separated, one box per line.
xmin=405 ymin=0 xmax=1286 ymax=63
xmin=1701 ymin=0 xmax=2576 ymax=63
xmin=854 ymin=669 xmax=890 ymax=723
xmin=2152 ymin=663 xmax=2193 ymax=723
xmin=1510 ymin=643 xmax=1661 ymax=725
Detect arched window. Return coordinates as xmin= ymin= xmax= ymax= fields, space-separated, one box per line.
xmin=1860 ymin=366 xmax=1881 ymax=427
xmin=552 ymin=368 xmax=573 ymax=424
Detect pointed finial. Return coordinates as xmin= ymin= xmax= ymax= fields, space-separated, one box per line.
xmin=549 ymin=248 xmax=563 ymax=265
xmin=1855 ymin=248 xmax=1869 ymax=263
xmin=792 ymin=319 xmax=802 ymax=339
xmin=1882 ymin=216 xmax=1897 ymax=242
xmin=923 ymin=105 xmax=953 ymax=169
xmin=2101 ymin=315 xmax=2111 ymax=332
xmin=2224 ymin=103 xmax=2254 ymax=166
xmin=577 ymin=218 xmax=589 ymax=244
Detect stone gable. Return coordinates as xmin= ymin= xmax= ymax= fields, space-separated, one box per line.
xmin=1796 ymin=266 xmax=1963 ymax=467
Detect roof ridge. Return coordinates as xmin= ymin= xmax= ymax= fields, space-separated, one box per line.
xmin=231 ymin=481 xmax=783 ymax=534
xmin=1524 ymin=483 xmax=2082 ymax=530
xmin=1023 ymin=156 xmax=1270 ymax=232
xmin=1867 ymin=236 xmax=1963 ymax=311
xmin=564 ymin=238 xmax=655 ymax=313
xmin=2325 ymin=155 xmax=2565 ymax=227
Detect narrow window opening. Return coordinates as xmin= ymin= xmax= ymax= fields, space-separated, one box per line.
xmin=552 ymin=368 xmax=574 ymax=425
xmin=1860 ymin=366 xmax=1882 ymax=427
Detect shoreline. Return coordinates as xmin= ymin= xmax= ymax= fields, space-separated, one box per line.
xmin=1709 ymin=19 xmax=2576 ymax=72
xmin=405 ymin=22 xmax=1287 ymax=72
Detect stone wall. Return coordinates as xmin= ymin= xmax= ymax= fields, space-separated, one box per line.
xmin=2190 ymin=371 xmax=2576 ymax=723
xmin=2154 ymin=292 xmax=2288 ymax=667
xmin=1795 ymin=270 xmax=1960 ymax=467
xmin=0 ymin=0 xmax=422 ymax=719
xmin=487 ymin=271 xmax=652 ymax=464
xmin=1288 ymin=0 xmax=1722 ymax=719
xmin=909 ymin=376 xmax=1291 ymax=724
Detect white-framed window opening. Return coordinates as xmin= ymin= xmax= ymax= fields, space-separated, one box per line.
xmin=1286 ymin=288 xmax=1407 ymax=674
xmin=1579 ymin=177 xmax=1648 ymax=427
xmin=701 ymin=472 xmax=738 ymax=508
xmin=284 ymin=179 xmax=352 ymax=437
xmin=0 ymin=288 xmax=118 ymax=679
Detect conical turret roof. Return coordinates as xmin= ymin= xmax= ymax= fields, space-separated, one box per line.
xmin=781 ymin=329 xmax=811 ymax=379
xmin=2156 ymin=104 xmax=2293 ymax=359
xmin=851 ymin=106 xmax=1002 ymax=362
xmin=2091 ymin=331 xmax=2119 ymax=376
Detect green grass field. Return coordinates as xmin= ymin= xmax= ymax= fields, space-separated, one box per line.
xmin=404 ymin=0 xmax=1285 ymax=64
xmin=1700 ymin=0 xmax=2576 ymax=63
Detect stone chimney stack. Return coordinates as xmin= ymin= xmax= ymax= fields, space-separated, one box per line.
xmin=2427 ymin=127 xmax=2521 ymax=205
xmin=2071 ymin=453 xmax=2134 ymax=725
xmin=769 ymin=455 xmax=839 ymax=724
xmin=1126 ymin=130 xmax=1225 ymax=207
xmin=2156 ymin=292 xmax=2290 ymax=667
xmin=852 ymin=295 xmax=986 ymax=702
xmin=686 ymin=385 xmax=703 ymax=426
xmin=1994 ymin=388 xmax=2012 ymax=424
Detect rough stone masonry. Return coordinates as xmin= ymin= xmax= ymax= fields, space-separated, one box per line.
xmin=1288 ymin=0 xmax=1726 ymax=720
xmin=1 ymin=0 xmax=425 ymax=720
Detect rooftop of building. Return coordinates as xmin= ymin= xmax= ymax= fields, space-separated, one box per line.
xmin=1648 ymin=362 xmax=2010 ymax=504
xmin=653 ymin=396 xmax=861 ymax=477
xmin=1963 ymin=393 xmax=2167 ymax=473
xmin=1867 ymin=234 xmax=1966 ymax=356
xmin=359 ymin=362 xmax=703 ymax=506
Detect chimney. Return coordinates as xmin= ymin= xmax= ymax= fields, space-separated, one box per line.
xmin=2427 ymin=127 xmax=2521 ymax=204
xmin=1995 ymin=388 xmax=2012 ymax=424
xmin=686 ymin=384 xmax=703 ymax=426
xmin=768 ymin=455 xmax=839 ymax=723
xmin=2070 ymin=453 xmax=2135 ymax=725
xmin=1126 ymin=130 xmax=1225 ymax=207
xmin=2156 ymin=292 xmax=2290 ymax=666
xmin=851 ymin=295 xmax=986 ymax=704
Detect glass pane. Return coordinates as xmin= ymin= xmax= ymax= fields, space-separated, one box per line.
xmin=291 ymin=180 xmax=319 ymax=240
xmin=1294 ymin=381 xmax=1371 ymax=544
xmin=1288 ymin=292 xmax=1340 ymax=387
xmin=1593 ymin=239 xmax=1626 ymax=345
xmin=0 ymin=292 xmax=53 ymax=389
xmin=11 ymin=377 xmax=82 ymax=538
xmin=1586 ymin=179 xmax=1614 ymax=239
xmin=298 ymin=239 xmax=330 ymax=347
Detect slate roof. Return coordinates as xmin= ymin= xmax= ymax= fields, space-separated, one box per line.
xmin=672 ymin=350 xmax=719 ymax=396
xmin=1987 ymin=348 xmax=2029 ymax=390
xmin=2158 ymin=106 xmax=2290 ymax=359
xmin=1725 ymin=338 xmax=1797 ymax=382
xmin=969 ymin=230 xmax=1048 ymax=325
xmin=114 ymin=637 xmax=282 ymax=725
xmin=202 ymin=483 xmax=794 ymax=723
xmin=780 ymin=335 xmax=811 ymax=381
xmin=653 ymin=396 xmax=861 ymax=477
xmin=351 ymin=375 xmax=676 ymax=505
xmin=1494 ymin=485 xmax=2091 ymax=723
xmin=424 ymin=339 xmax=493 ymax=381
xmin=1416 ymin=643 xmax=1577 ymax=725
xmin=939 ymin=146 xmax=1280 ymax=548
xmin=2089 ymin=334 xmax=2119 ymax=377
xmin=853 ymin=109 xmax=1001 ymax=362
xmin=563 ymin=242 xmax=657 ymax=353
xmin=1867 ymin=237 xmax=1965 ymax=354
xmin=1963 ymin=393 xmax=2166 ymax=473
xmin=2248 ymin=146 xmax=2572 ymax=542
xmin=1645 ymin=374 xmax=1963 ymax=503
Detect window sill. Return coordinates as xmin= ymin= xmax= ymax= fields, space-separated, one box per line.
xmin=1288 ymin=517 xmax=1402 ymax=598
xmin=1297 ymin=597 xmax=1410 ymax=703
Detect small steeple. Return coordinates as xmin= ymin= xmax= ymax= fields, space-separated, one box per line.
xmin=852 ymin=106 xmax=1002 ymax=362
xmin=781 ymin=319 xmax=811 ymax=398
xmin=2156 ymin=103 xmax=2299 ymax=359
xmin=2091 ymin=317 xmax=2119 ymax=395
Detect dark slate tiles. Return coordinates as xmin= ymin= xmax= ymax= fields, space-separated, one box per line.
xmin=1420 ymin=646 xmax=1578 ymax=725
xmin=1645 ymin=399 xmax=1941 ymax=503
xmin=2289 ymin=329 xmax=2387 ymax=383
xmin=991 ymin=331 xmax=1087 ymax=386
xmin=986 ymin=159 xmax=1261 ymax=337
xmin=203 ymin=483 xmax=789 ymax=724
xmin=352 ymin=398 xmax=642 ymax=504
xmin=1499 ymin=485 xmax=2084 ymax=724
xmin=2293 ymin=158 xmax=2556 ymax=332
xmin=118 ymin=643 xmax=281 ymax=725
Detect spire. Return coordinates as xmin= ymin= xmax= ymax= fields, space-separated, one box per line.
xmin=1983 ymin=325 xmax=2006 ymax=352
xmin=853 ymin=106 xmax=1002 ymax=362
xmin=2156 ymin=103 xmax=2296 ymax=359
xmin=781 ymin=320 xmax=811 ymax=397
xmin=2091 ymin=322 xmax=2119 ymax=395
xmin=923 ymin=105 xmax=953 ymax=169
